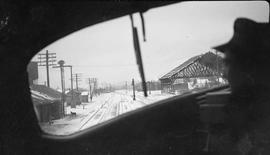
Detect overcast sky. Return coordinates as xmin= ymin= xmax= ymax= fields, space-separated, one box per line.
xmin=32 ymin=1 xmax=269 ymax=90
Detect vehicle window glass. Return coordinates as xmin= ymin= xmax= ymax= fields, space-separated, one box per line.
xmin=28 ymin=1 xmax=269 ymax=135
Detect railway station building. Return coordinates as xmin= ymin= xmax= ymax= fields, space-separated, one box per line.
xmin=159 ymin=51 xmax=227 ymax=94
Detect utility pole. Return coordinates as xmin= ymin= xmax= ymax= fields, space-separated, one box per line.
xmin=215 ymin=50 xmax=220 ymax=85
xmin=125 ymin=81 xmax=128 ymax=94
xmin=65 ymin=65 xmax=75 ymax=108
xmin=132 ymin=79 xmax=136 ymax=100
xmin=148 ymin=81 xmax=151 ymax=95
xmin=93 ymin=78 xmax=97 ymax=95
xmin=76 ymin=74 xmax=78 ymax=91
xmin=73 ymin=73 xmax=82 ymax=91
xmin=38 ymin=50 xmax=56 ymax=88
xmin=88 ymin=78 xmax=92 ymax=101
xmin=53 ymin=61 xmax=77 ymax=115
xmin=110 ymin=84 xmax=111 ymax=92
xmin=53 ymin=60 xmax=66 ymax=117
xmin=87 ymin=78 xmax=97 ymax=101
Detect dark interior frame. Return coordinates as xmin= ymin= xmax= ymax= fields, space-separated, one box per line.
xmin=1 ymin=1 xmax=231 ymax=154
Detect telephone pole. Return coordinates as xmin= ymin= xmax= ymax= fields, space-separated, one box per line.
xmin=53 ymin=60 xmax=66 ymax=117
xmin=148 ymin=81 xmax=151 ymax=95
xmin=73 ymin=73 xmax=82 ymax=91
xmin=215 ymin=50 xmax=220 ymax=84
xmin=53 ymin=61 xmax=77 ymax=115
xmin=88 ymin=78 xmax=92 ymax=101
xmin=38 ymin=50 xmax=56 ymax=88
xmin=93 ymin=78 xmax=97 ymax=95
xmin=87 ymin=78 xmax=97 ymax=101
xmin=132 ymin=79 xmax=136 ymax=100
xmin=125 ymin=81 xmax=128 ymax=94
xmin=76 ymin=74 xmax=78 ymax=90
xmin=65 ymin=65 xmax=75 ymax=108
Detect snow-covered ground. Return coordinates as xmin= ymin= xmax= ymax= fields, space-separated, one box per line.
xmin=40 ymin=90 xmax=175 ymax=135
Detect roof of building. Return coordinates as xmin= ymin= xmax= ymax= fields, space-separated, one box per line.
xmin=66 ymin=90 xmax=81 ymax=96
xmin=31 ymin=85 xmax=62 ymax=100
xmin=160 ymin=55 xmax=201 ymax=80
xmin=81 ymin=91 xmax=89 ymax=96
xmin=31 ymin=90 xmax=57 ymax=105
xmin=160 ymin=52 xmax=223 ymax=80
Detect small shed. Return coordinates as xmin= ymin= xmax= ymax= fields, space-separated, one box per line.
xmin=31 ymin=85 xmax=63 ymax=122
xmin=31 ymin=90 xmax=62 ymax=123
xmin=80 ymin=91 xmax=89 ymax=103
xmin=66 ymin=90 xmax=81 ymax=106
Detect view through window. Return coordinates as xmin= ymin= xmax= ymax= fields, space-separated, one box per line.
xmin=27 ymin=1 xmax=269 ymax=135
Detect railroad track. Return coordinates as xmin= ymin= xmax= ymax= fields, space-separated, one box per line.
xmin=79 ymin=92 xmax=151 ymax=131
xmin=97 ymin=94 xmax=118 ymax=123
xmin=79 ymin=94 xmax=113 ymax=130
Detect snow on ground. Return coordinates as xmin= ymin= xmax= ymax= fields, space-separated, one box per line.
xmin=40 ymin=90 xmax=175 ymax=135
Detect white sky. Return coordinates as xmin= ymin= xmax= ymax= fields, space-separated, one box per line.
xmin=31 ymin=1 xmax=269 ymax=90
